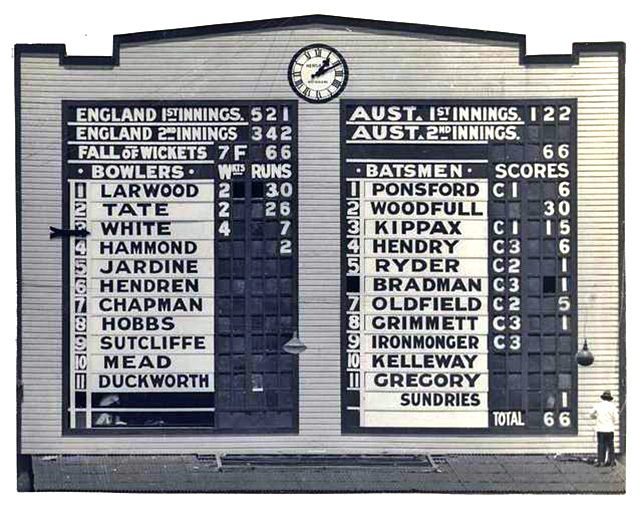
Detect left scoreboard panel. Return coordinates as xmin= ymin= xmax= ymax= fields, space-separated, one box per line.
xmin=62 ymin=101 xmax=299 ymax=434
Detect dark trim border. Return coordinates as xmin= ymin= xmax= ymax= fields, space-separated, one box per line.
xmin=14 ymin=15 xmax=625 ymax=67
xmin=617 ymin=44 xmax=626 ymax=455
xmin=14 ymin=34 xmax=34 ymax=492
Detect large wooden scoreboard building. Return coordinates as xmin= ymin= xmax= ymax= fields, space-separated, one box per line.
xmin=16 ymin=15 xmax=624 ymax=457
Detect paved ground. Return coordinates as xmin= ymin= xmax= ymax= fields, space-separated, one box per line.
xmin=26 ymin=454 xmax=625 ymax=493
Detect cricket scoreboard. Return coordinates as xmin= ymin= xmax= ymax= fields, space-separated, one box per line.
xmin=341 ymin=100 xmax=578 ymax=434
xmin=15 ymin=16 xmax=623 ymax=453
xmin=63 ymin=101 xmax=299 ymax=433
xmin=11 ymin=16 xmax=631 ymax=495
xmin=61 ymin=98 xmax=579 ymax=435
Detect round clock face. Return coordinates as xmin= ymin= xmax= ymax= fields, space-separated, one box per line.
xmin=288 ymin=44 xmax=348 ymax=103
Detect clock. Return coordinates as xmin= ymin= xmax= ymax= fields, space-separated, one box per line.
xmin=288 ymin=44 xmax=348 ymax=103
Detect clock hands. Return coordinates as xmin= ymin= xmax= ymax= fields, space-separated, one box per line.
xmin=311 ymin=58 xmax=331 ymax=78
xmin=314 ymin=61 xmax=343 ymax=78
xmin=311 ymin=58 xmax=343 ymax=79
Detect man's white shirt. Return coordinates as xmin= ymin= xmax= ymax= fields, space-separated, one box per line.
xmin=589 ymin=400 xmax=618 ymax=432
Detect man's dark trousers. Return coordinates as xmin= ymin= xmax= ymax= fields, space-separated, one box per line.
xmin=597 ymin=432 xmax=615 ymax=465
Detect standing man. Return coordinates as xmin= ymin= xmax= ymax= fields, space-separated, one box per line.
xmin=589 ymin=390 xmax=619 ymax=467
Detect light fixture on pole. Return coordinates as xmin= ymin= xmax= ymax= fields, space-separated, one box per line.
xmin=283 ymin=331 xmax=307 ymax=355
xmin=576 ymin=339 xmax=594 ymax=367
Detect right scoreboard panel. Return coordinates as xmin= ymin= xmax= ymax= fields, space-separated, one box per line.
xmin=341 ymin=99 xmax=578 ymax=434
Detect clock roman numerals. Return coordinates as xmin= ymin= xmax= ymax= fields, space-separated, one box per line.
xmin=289 ymin=44 xmax=348 ymax=103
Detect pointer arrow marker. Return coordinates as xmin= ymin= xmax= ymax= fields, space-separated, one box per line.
xmin=49 ymin=226 xmax=91 ymax=239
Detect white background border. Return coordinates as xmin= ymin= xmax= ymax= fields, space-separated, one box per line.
xmin=2 ymin=0 xmax=636 ymax=501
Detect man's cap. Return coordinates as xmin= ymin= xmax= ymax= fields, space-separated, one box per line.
xmin=601 ymin=390 xmax=613 ymax=400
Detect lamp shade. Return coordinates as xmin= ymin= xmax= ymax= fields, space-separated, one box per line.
xmin=576 ymin=339 xmax=594 ymax=367
xmin=283 ymin=332 xmax=307 ymax=355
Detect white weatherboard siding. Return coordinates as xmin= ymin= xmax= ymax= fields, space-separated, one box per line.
xmin=19 ymin=25 xmax=621 ymax=454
